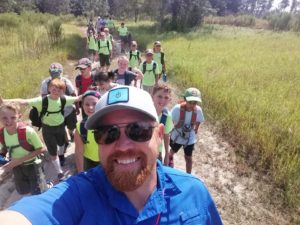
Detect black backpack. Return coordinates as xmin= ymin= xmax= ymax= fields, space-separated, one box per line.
xmin=98 ymin=40 xmax=110 ymax=51
xmin=29 ymin=96 xmax=66 ymax=129
xmin=79 ymin=118 xmax=88 ymax=144
xmin=142 ymin=61 xmax=157 ymax=74
xmin=129 ymin=50 xmax=140 ymax=61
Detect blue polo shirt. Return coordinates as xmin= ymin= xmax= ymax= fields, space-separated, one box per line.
xmin=9 ymin=161 xmax=223 ymax=225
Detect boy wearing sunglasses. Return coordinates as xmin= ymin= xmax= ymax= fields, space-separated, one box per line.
xmin=0 ymin=86 xmax=222 ymax=225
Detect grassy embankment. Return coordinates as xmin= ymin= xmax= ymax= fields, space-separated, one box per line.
xmin=129 ymin=21 xmax=300 ymax=207
xmin=0 ymin=12 xmax=85 ymax=100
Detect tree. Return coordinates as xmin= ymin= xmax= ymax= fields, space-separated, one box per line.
xmin=279 ymin=0 xmax=290 ymax=10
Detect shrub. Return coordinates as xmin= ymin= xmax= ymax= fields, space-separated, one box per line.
xmin=205 ymin=15 xmax=256 ymax=27
xmin=267 ymin=12 xmax=292 ymax=31
xmin=45 ymin=20 xmax=64 ymax=45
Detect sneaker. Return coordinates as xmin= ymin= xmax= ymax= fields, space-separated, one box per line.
xmin=59 ymin=155 xmax=65 ymax=167
xmin=57 ymin=173 xmax=66 ymax=182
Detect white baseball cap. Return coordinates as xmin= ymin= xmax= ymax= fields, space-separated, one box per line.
xmin=86 ymin=86 xmax=158 ymax=129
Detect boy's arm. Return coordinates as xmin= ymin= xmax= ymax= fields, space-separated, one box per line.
xmin=163 ymin=134 xmax=170 ymax=166
xmin=1 ymin=98 xmax=29 ymax=106
xmin=74 ymin=129 xmax=84 ymax=173
xmin=194 ymin=122 xmax=201 ymax=134
xmin=2 ymin=147 xmax=45 ymax=171
xmin=132 ymin=68 xmax=144 ymax=80
xmin=0 ymin=210 xmax=32 ymax=225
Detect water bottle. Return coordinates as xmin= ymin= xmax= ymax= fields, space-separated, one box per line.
xmin=162 ymin=73 xmax=167 ymax=82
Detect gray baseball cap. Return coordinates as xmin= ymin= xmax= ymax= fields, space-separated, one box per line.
xmin=86 ymin=86 xmax=158 ymax=129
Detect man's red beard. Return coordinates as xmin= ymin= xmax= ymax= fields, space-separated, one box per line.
xmin=103 ymin=150 xmax=155 ymax=192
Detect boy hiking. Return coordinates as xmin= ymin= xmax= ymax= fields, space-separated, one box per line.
xmin=169 ymin=87 xmax=204 ymax=174
xmin=128 ymin=41 xmax=142 ymax=70
xmin=152 ymin=83 xmax=173 ymax=165
xmin=97 ymin=32 xmax=112 ymax=72
xmin=118 ymin=22 xmax=128 ymax=53
xmin=2 ymin=79 xmax=82 ymax=182
xmin=87 ymin=30 xmax=98 ymax=63
xmin=74 ymin=90 xmax=101 ymax=173
xmin=139 ymin=49 xmax=159 ymax=94
xmin=40 ymin=63 xmax=77 ymax=165
xmin=0 ymin=102 xmax=47 ymax=195
xmin=153 ymin=41 xmax=166 ymax=81
xmin=75 ymin=58 xmax=97 ymax=118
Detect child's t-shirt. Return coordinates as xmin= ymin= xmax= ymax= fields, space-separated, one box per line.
xmin=153 ymin=52 xmax=164 ymax=74
xmin=76 ymin=121 xmax=99 ymax=162
xmin=170 ymin=104 xmax=205 ymax=145
xmin=98 ymin=39 xmax=112 ymax=55
xmin=28 ymin=96 xmax=77 ymax=126
xmin=128 ymin=50 xmax=140 ymax=68
xmin=139 ymin=61 xmax=159 ymax=86
xmin=0 ymin=126 xmax=43 ymax=163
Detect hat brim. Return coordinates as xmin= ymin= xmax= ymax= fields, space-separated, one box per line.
xmin=75 ymin=65 xmax=89 ymax=69
xmin=85 ymin=105 xmax=157 ymax=130
xmin=185 ymin=96 xmax=201 ymax=102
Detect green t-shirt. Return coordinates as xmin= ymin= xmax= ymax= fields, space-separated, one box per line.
xmin=87 ymin=36 xmax=97 ymax=51
xmin=28 ymin=96 xmax=77 ymax=126
xmin=76 ymin=122 xmax=99 ymax=162
xmin=98 ymin=39 xmax=112 ymax=55
xmin=128 ymin=50 xmax=140 ymax=68
xmin=153 ymin=52 xmax=164 ymax=74
xmin=107 ymin=19 xmax=115 ymax=29
xmin=0 ymin=126 xmax=43 ymax=163
xmin=139 ymin=61 xmax=159 ymax=86
xmin=118 ymin=27 xmax=128 ymax=36
xmin=159 ymin=112 xmax=173 ymax=153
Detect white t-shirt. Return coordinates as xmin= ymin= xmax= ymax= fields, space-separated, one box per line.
xmin=170 ymin=104 xmax=204 ymax=145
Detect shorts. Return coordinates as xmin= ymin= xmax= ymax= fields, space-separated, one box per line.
xmin=13 ymin=160 xmax=47 ymax=195
xmin=120 ymin=35 xmax=128 ymax=43
xmin=65 ymin=108 xmax=77 ymax=130
xmin=169 ymin=138 xmax=195 ymax=157
xmin=84 ymin=157 xmax=100 ymax=171
xmin=42 ymin=123 xmax=66 ymax=156
xmin=99 ymin=53 xmax=110 ymax=67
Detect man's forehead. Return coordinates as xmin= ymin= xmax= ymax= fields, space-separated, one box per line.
xmin=99 ymin=109 xmax=154 ymax=123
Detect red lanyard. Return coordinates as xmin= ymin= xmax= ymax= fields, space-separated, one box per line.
xmin=155 ymin=213 xmax=161 ymax=225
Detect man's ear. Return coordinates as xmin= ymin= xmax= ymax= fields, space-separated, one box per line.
xmin=157 ymin=124 xmax=164 ymax=139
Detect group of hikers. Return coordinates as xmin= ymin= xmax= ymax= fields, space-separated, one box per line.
xmin=0 ymin=18 xmax=223 ymax=225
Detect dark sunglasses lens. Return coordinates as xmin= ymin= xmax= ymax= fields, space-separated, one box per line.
xmin=126 ymin=123 xmax=153 ymax=142
xmin=94 ymin=126 xmax=120 ymax=144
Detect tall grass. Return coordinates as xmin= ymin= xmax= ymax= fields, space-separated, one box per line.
xmin=130 ymin=22 xmax=300 ymax=207
xmin=0 ymin=12 xmax=85 ymax=99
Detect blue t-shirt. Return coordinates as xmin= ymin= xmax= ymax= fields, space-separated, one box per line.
xmin=9 ymin=161 xmax=222 ymax=225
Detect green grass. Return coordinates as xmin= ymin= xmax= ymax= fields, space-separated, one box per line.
xmin=0 ymin=13 xmax=85 ymax=99
xmin=129 ymin=22 xmax=300 ymax=207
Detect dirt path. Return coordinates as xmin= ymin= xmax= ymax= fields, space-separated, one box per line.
xmin=0 ymin=26 xmax=298 ymax=224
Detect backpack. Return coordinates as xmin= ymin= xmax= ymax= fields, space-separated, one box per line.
xmin=75 ymin=74 xmax=96 ymax=94
xmin=0 ymin=122 xmax=34 ymax=158
xmin=129 ymin=50 xmax=140 ymax=61
xmin=98 ymin=40 xmax=110 ymax=51
xmin=160 ymin=108 xmax=169 ymax=125
xmin=29 ymin=96 xmax=66 ymax=129
xmin=175 ymin=102 xmax=197 ymax=129
xmin=142 ymin=61 xmax=157 ymax=74
xmin=79 ymin=118 xmax=88 ymax=144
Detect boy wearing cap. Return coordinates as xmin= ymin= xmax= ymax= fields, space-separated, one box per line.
xmin=40 ymin=63 xmax=78 ymax=162
xmin=97 ymin=32 xmax=112 ymax=72
xmin=169 ymin=87 xmax=205 ymax=174
xmin=139 ymin=49 xmax=159 ymax=94
xmin=0 ymin=86 xmax=222 ymax=225
xmin=153 ymin=41 xmax=166 ymax=80
xmin=118 ymin=22 xmax=128 ymax=53
xmin=128 ymin=40 xmax=142 ymax=70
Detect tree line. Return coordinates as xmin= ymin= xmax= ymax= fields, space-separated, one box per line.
xmin=0 ymin=0 xmax=300 ymax=30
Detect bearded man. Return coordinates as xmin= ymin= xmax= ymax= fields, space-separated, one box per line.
xmin=0 ymin=86 xmax=223 ymax=225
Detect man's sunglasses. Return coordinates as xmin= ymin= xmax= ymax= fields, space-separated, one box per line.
xmin=93 ymin=122 xmax=157 ymax=145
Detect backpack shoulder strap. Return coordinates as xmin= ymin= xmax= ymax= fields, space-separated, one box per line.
xmin=0 ymin=128 xmax=8 ymax=156
xmin=161 ymin=52 xmax=165 ymax=64
xmin=152 ymin=61 xmax=157 ymax=74
xmin=137 ymin=51 xmax=140 ymax=60
xmin=75 ymin=75 xmax=82 ymax=90
xmin=160 ymin=108 xmax=168 ymax=126
xmin=60 ymin=96 xmax=66 ymax=116
xmin=190 ymin=106 xmax=197 ymax=127
xmin=107 ymin=40 xmax=109 ymax=49
xmin=142 ymin=61 xmax=147 ymax=74
xmin=129 ymin=50 xmax=132 ymax=60
xmin=17 ymin=123 xmax=34 ymax=152
xmin=98 ymin=40 xmax=100 ymax=49
xmin=40 ymin=96 xmax=48 ymax=119
xmin=175 ymin=102 xmax=186 ymax=129
xmin=79 ymin=118 xmax=88 ymax=144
